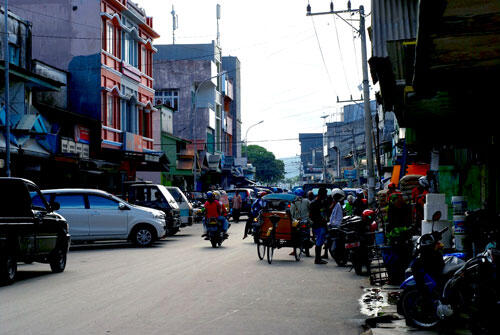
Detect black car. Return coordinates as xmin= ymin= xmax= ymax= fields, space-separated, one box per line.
xmin=0 ymin=178 xmax=70 ymax=285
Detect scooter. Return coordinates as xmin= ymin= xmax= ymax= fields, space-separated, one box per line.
xmin=205 ymin=217 xmax=228 ymax=248
xmin=398 ymin=211 xmax=466 ymax=328
xmin=327 ymin=216 xmax=361 ymax=267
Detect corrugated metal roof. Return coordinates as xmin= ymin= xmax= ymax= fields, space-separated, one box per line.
xmin=371 ymin=0 xmax=419 ymax=57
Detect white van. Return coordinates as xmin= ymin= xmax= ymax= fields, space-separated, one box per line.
xmin=166 ymin=186 xmax=193 ymax=226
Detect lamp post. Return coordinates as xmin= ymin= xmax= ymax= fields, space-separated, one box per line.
xmin=243 ymin=120 xmax=264 ymax=155
xmin=191 ymin=71 xmax=226 ymax=191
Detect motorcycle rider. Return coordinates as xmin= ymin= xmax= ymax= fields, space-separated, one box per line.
xmin=202 ymin=191 xmax=228 ymax=239
xmin=213 ymin=191 xmax=230 ymax=238
xmin=309 ymin=187 xmax=330 ymax=265
xmin=243 ymin=191 xmax=268 ymax=239
xmin=290 ymin=188 xmax=311 ymax=257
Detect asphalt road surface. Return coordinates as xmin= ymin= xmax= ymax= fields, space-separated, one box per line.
xmin=1 ymin=220 xmax=366 ymax=335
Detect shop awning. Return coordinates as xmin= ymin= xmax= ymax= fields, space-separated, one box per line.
xmin=18 ymin=138 xmax=51 ymax=158
xmin=0 ymin=133 xmax=19 ymax=154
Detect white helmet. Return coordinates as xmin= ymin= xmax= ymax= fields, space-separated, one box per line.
xmin=347 ymin=195 xmax=355 ymax=203
xmin=213 ymin=191 xmax=221 ymax=200
xmin=418 ymin=176 xmax=429 ymax=189
xmin=332 ymin=188 xmax=345 ymax=201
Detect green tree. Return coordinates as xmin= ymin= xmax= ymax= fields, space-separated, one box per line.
xmin=244 ymin=145 xmax=285 ymax=184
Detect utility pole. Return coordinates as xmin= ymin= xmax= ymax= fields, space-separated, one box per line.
xmin=3 ymin=0 xmax=11 ymax=177
xmin=307 ymin=1 xmax=375 ymax=204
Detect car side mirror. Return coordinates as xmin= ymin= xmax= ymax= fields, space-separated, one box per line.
xmin=119 ymin=203 xmax=129 ymax=210
xmin=50 ymin=201 xmax=60 ymax=211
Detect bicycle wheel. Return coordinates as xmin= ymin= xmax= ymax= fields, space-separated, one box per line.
xmin=267 ymin=243 xmax=274 ymax=264
xmin=257 ymin=240 xmax=266 ymax=260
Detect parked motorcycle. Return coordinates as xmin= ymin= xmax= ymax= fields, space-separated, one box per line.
xmin=205 ymin=217 xmax=228 ymax=248
xmin=397 ymin=211 xmax=500 ymax=333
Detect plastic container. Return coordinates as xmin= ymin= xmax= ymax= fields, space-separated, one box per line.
xmin=453 ymin=215 xmax=466 ymax=234
xmin=452 ymin=196 xmax=467 ymax=215
xmin=375 ymin=231 xmax=385 ymax=246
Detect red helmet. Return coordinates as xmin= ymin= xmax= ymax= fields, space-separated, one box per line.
xmin=388 ymin=182 xmax=396 ymax=190
xmin=362 ymin=209 xmax=375 ymax=221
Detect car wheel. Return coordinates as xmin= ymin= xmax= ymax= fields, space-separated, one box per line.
xmin=0 ymin=254 xmax=17 ymax=285
xmin=49 ymin=247 xmax=67 ymax=273
xmin=133 ymin=225 xmax=155 ymax=247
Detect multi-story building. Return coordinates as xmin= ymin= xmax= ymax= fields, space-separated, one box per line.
xmin=10 ymin=0 xmax=160 ymax=192
xmin=1 ymin=7 xmax=69 ymax=183
xmin=153 ymin=43 xmax=242 ymax=190
xmin=222 ymin=56 xmax=242 ymax=159
xmin=298 ymin=133 xmax=323 ymax=182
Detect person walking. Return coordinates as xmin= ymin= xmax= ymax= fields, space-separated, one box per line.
xmin=290 ymin=188 xmax=312 ymax=257
xmin=232 ymin=191 xmax=242 ymax=223
xmin=309 ymin=187 xmax=330 ymax=265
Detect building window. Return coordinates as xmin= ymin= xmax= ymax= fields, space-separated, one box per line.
xmin=207 ymin=129 xmax=215 ymax=154
xmin=106 ymin=95 xmax=114 ymax=127
xmin=123 ymin=32 xmax=137 ymax=66
xmin=155 ymin=89 xmax=179 ymax=111
xmin=106 ymin=23 xmax=114 ymax=55
xmin=141 ymin=46 xmax=146 ymax=73
xmin=8 ymin=44 xmax=20 ymax=66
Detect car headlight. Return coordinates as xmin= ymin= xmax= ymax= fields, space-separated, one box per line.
xmin=153 ymin=212 xmax=165 ymax=219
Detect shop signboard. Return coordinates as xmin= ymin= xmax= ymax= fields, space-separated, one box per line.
xmin=343 ymin=169 xmax=357 ymax=179
xmin=74 ymin=125 xmax=90 ymax=144
xmin=61 ymin=137 xmax=89 ymax=158
xmin=124 ymin=132 xmax=143 ymax=152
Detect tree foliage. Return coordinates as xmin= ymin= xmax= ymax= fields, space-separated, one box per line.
xmin=244 ymin=145 xmax=285 ymax=184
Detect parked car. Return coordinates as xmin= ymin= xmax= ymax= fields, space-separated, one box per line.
xmin=165 ymin=186 xmax=193 ymax=227
xmin=1 ymin=178 xmax=70 ymax=285
xmin=42 ymin=188 xmax=166 ymax=247
xmin=226 ymin=188 xmax=256 ymax=214
xmin=124 ymin=183 xmax=181 ymax=236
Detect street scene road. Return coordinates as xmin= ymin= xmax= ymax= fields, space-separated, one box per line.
xmin=0 ymin=221 xmax=366 ymax=335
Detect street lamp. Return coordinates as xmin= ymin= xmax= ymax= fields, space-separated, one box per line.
xmin=243 ymin=120 xmax=264 ymax=154
xmin=191 ymin=71 xmax=227 ymax=191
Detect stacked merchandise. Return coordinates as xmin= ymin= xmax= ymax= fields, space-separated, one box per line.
xmin=376 ymin=189 xmax=389 ymax=224
xmin=421 ymin=193 xmax=452 ymax=249
xmin=398 ymin=174 xmax=423 ymax=203
xmin=452 ymin=196 xmax=467 ymax=251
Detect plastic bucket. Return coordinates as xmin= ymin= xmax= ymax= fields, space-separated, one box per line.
xmin=454 ymin=233 xmax=466 ymax=252
xmin=375 ymin=232 xmax=385 ymax=246
xmin=451 ymin=196 xmax=467 ymax=215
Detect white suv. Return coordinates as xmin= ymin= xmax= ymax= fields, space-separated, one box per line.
xmin=42 ymin=189 xmax=166 ymax=247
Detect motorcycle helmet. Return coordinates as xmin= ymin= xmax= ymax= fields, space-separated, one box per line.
xmin=294 ymin=188 xmax=305 ymax=197
xmin=418 ymin=176 xmax=430 ymax=189
xmin=346 ymin=195 xmax=355 ymax=203
xmin=213 ymin=190 xmax=221 ymax=200
xmin=362 ymin=209 xmax=375 ymax=221
xmin=206 ymin=191 xmax=214 ymax=200
xmin=332 ymin=188 xmax=345 ymax=201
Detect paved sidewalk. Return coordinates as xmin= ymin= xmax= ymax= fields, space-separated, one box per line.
xmin=360 ymin=285 xmax=472 ymax=335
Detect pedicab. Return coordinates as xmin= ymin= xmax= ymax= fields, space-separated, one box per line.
xmin=254 ymin=193 xmax=310 ymax=264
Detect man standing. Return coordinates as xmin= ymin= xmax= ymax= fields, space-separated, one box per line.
xmin=290 ymin=188 xmax=311 ymax=257
xmin=309 ymin=187 xmax=330 ymax=265
xmin=232 ymin=191 xmax=242 ymax=223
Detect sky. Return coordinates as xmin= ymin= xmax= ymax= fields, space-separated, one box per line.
xmin=139 ymin=0 xmax=372 ymax=159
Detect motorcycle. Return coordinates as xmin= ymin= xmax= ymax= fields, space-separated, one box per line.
xmin=327 ymin=216 xmax=362 ymax=267
xmin=205 ymin=217 xmax=228 ymax=248
xmin=292 ymin=219 xmax=313 ymax=257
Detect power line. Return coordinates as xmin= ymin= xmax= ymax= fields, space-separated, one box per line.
xmin=332 ymin=15 xmax=353 ymax=97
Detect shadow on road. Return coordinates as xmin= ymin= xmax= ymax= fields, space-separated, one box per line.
xmin=9 ymin=269 xmax=53 ymax=283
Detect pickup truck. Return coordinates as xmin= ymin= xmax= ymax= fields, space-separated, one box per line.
xmin=0 ymin=178 xmax=70 ymax=285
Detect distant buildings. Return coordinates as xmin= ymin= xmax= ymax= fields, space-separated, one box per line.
xmin=298 ymin=133 xmax=323 ymax=182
